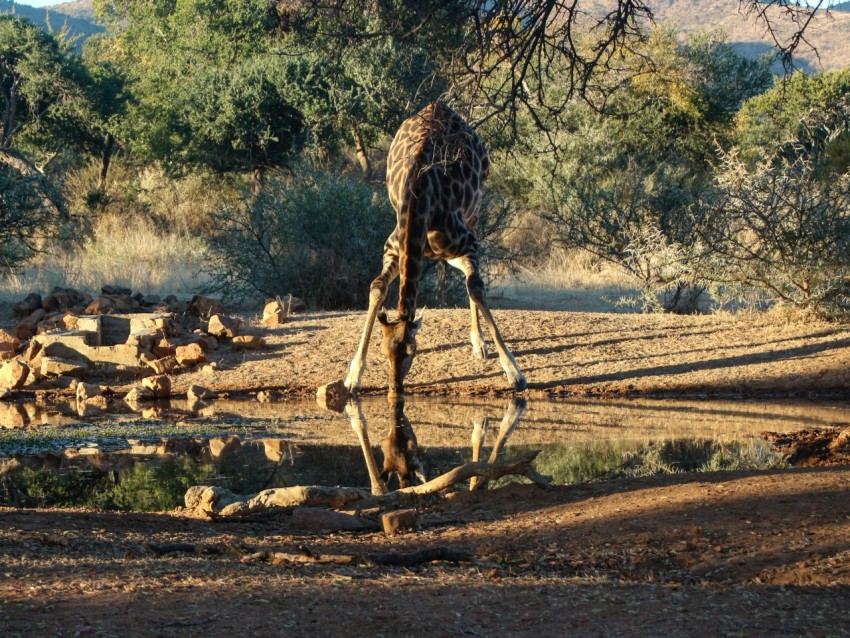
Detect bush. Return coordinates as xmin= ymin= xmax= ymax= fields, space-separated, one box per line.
xmin=699 ymin=105 xmax=850 ymax=319
xmin=206 ymin=166 xmax=394 ymax=309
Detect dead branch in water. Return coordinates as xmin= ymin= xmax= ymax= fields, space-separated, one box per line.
xmin=184 ymin=451 xmax=550 ymax=519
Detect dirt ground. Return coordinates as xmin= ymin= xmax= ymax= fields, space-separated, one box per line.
xmin=3 ymin=308 xmax=850 ymax=637
xmin=166 ymin=308 xmax=850 ymax=398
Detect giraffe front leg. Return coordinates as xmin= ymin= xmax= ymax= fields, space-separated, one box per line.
xmin=345 ymin=256 xmax=398 ymax=393
xmin=345 ymin=399 xmax=387 ymax=496
xmin=469 ymin=302 xmax=488 ymax=359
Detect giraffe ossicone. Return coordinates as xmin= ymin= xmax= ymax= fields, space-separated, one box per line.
xmin=344 ymin=102 xmax=526 ymax=395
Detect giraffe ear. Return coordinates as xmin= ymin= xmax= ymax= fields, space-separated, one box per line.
xmin=377 ymin=308 xmax=390 ymax=326
xmin=411 ymin=310 xmax=423 ymax=333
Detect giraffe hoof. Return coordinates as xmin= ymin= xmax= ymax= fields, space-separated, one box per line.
xmin=509 ymin=372 xmax=527 ymax=392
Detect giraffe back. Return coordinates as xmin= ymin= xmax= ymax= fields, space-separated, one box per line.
xmin=386 ymin=103 xmax=490 ymax=234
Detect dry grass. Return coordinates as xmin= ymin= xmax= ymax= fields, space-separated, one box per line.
xmin=489 ymin=247 xmax=640 ymax=312
xmin=0 ymin=214 xmax=210 ymax=298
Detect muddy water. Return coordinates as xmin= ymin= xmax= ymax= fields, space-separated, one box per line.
xmin=1 ymin=396 xmax=848 ymax=511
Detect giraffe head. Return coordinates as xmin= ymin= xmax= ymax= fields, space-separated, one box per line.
xmin=378 ymin=308 xmax=422 ymax=395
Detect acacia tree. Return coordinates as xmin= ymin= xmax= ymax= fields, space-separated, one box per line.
xmin=529 ymin=32 xmax=772 ymax=312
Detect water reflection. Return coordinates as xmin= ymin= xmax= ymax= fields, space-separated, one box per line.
xmin=1 ymin=396 xmax=848 ymax=511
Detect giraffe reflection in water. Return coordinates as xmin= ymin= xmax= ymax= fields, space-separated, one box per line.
xmin=345 ymin=397 xmax=527 ymax=495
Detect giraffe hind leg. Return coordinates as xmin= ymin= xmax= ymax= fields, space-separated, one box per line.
xmin=448 ymin=255 xmax=526 ymax=391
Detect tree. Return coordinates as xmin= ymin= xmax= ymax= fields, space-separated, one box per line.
xmin=91 ymin=0 xmax=314 ymax=189
xmin=532 ymin=31 xmax=772 ymax=311
xmin=279 ymin=1 xmax=830 ymax=149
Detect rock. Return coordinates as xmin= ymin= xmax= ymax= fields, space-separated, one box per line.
xmin=175 ymin=343 xmax=207 ymax=366
xmin=261 ymin=299 xmax=286 ymax=326
xmin=283 ymin=295 xmax=307 ymax=313
xmin=108 ymin=293 xmax=139 ymax=312
xmin=126 ymin=330 xmax=159 ymax=352
xmin=187 ymin=384 xmax=217 ymax=402
xmin=102 ymin=284 xmax=132 ymax=296
xmin=13 ymin=321 xmax=37 ymax=342
xmin=380 ymin=509 xmax=419 ymax=535
xmin=85 ymin=296 xmax=116 ymax=315
xmin=208 ymin=435 xmax=241 ymax=458
xmin=201 ymin=362 xmax=219 ymax=374
xmin=76 ymin=382 xmax=102 ymax=402
xmin=153 ymin=338 xmax=178 ymax=358
xmin=207 ymin=314 xmax=241 ymax=339
xmin=231 ymin=335 xmax=265 ymax=351
xmin=194 ymin=333 xmax=219 ymax=351
xmin=186 ymin=295 xmax=223 ymax=318
xmin=40 ymin=356 xmax=89 ymax=377
xmin=0 ymin=329 xmax=21 ymax=352
xmin=316 ymin=380 xmax=349 ymax=412
xmin=42 ymin=287 xmax=90 ymax=313
xmin=14 ymin=293 xmax=42 ymax=318
xmin=141 ymin=374 xmax=171 ymax=399
xmin=124 ymin=386 xmax=154 ymax=406
xmin=148 ymin=356 xmax=178 ymax=375
xmin=0 ymin=343 xmax=15 ymax=361
xmin=61 ymin=313 xmax=79 ymax=330
xmin=142 ymin=293 xmax=161 ymax=306
xmin=291 ymin=508 xmax=377 ymax=532
xmin=0 ymin=360 xmax=29 ymax=390
xmin=25 ymin=308 xmax=46 ymax=324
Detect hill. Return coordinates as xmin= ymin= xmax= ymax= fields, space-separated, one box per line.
xmin=0 ymin=0 xmax=100 ymax=47
xmin=647 ymin=0 xmax=850 ymax=72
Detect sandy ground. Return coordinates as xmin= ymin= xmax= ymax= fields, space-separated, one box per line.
xmin=169 ymin=308 xmax=850 ymax=398
xmin=3 ymin=308 xmax=850 ymax=636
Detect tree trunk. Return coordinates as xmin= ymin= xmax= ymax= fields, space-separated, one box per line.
xmin=99 ymin=133 xmax=116 ymax=193
xmin=0 ymin=148 xmax=67 ymax=220
xmin=351 ymin=125 xmax=372 ymax=180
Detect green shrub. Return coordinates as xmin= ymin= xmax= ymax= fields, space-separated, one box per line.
xmin=206 ymin=166 xmax=394 ymax=309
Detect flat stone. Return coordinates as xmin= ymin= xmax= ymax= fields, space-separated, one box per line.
xmin=231 ymin=335 xmax=265 ymax=351
xmin=40 ymin=356 xmax=88 ymax=377
xmin=380 ymin=509 xmax=419 ymax=535
xmin=291 ymin=508 xmax=377 ymax=532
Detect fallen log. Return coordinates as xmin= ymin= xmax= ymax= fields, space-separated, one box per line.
xmin=184 ymin=451 xmax=550 ymax=519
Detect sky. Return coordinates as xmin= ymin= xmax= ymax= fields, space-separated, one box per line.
xmin=10 ymin=0 xmax=839 ymax=8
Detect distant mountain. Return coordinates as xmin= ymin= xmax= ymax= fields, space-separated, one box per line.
xmin=0 ymin=0 xmax=101 ymax=48
xmin=646 ymin=0 xmax=850 ymax=73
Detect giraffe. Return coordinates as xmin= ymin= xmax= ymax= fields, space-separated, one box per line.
xmin=344 ymin=102 xmax=526 ymax=395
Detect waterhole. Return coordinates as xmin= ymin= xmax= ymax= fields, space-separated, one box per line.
xmin=1 ymin=396 xmax=848 ymax=511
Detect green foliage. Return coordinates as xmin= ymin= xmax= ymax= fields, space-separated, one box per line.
xmin=736 ymin=69 xmax=850 ymax=173
xmin=206 ymin=166 xmax=394 ymax=308
xmin=5 ymin=459 xmax=212 ymax=511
